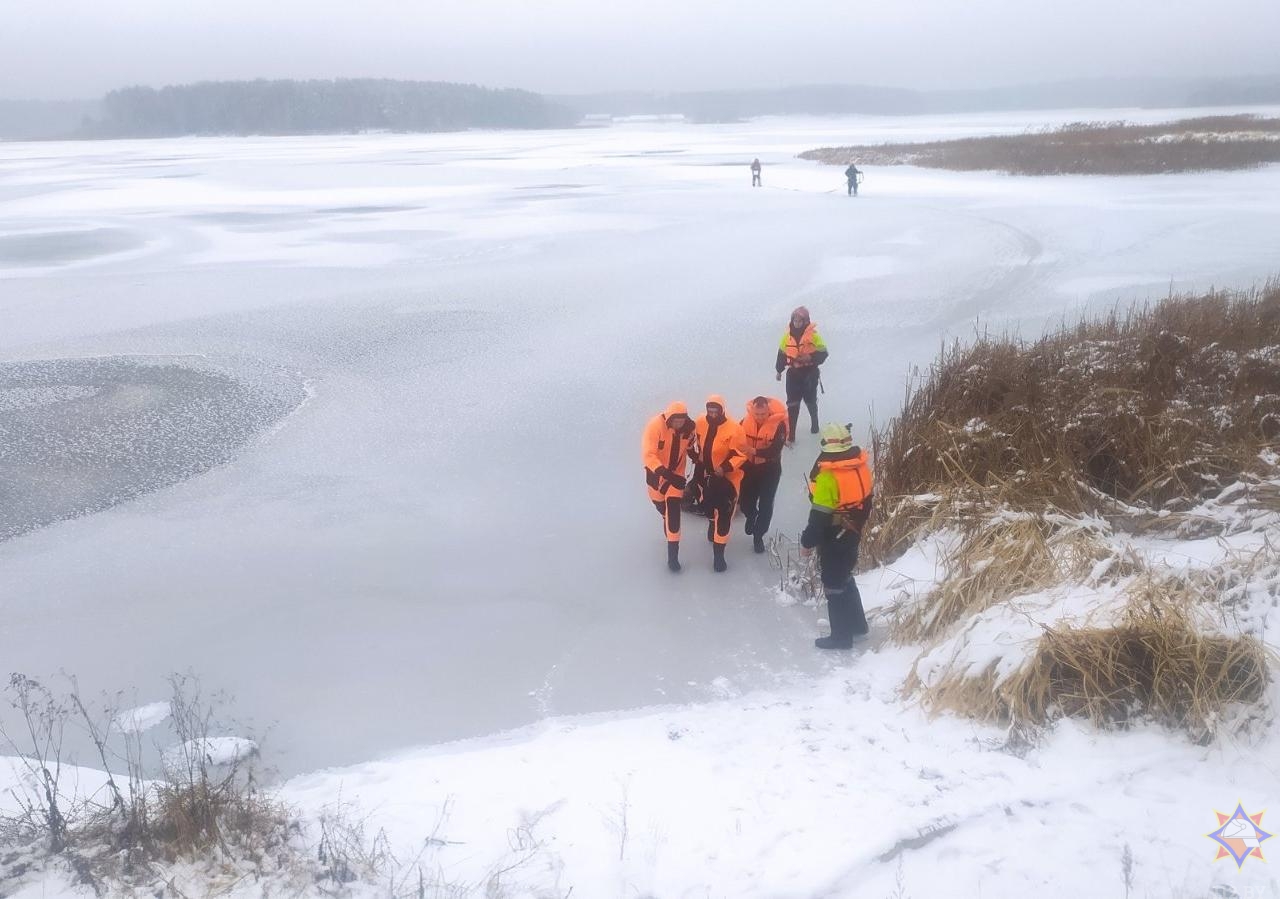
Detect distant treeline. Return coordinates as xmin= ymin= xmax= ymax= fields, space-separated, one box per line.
xmin=84 ymin=79 xmax=576 ymax=137
xmin=558 ymin=76 xmax=1280 ymax=123
xmin=0 ymin=79 xmax=574 ymax=140
xmin=5 ymin=74 xmax=1280 ymax=141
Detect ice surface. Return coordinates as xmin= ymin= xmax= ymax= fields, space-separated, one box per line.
xmin=2 ymin=108 xmax=1280 ymax=776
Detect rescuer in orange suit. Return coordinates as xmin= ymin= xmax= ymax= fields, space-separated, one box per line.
xmin=642 ymin=401 xmax=696 ymax=572
xmin=740 ymin=396 xmax=789 ymax=554
xmin=691 ymin=395 xmax=748 ymax=572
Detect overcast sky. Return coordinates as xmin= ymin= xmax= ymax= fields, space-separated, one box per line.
xmin=3 ymin=0 xmax=1278 ymax=100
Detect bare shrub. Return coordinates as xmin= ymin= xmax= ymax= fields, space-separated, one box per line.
xmin=800 ymin=114 xmax=1280 ymax=175
xmin=0 ymin=673 xmax=293 ymax=893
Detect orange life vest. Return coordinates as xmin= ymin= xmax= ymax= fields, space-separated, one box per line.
xmin=810 ymin=453 xmax=874 ymax=520
xmin=741 ymin=397 xmax=789 ymax=452
xmin=782 ymin=323 xmax=820 ymax=366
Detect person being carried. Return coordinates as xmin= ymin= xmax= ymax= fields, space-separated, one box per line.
xmin=751 ymin=158 xmax=762 ymax=187
xmin=739 ymin=396 xmax=788 ymax=554
xmin=774 ymin=305 xmax=829 ymax=440
xmin=691 ymin=395 xmax=748 ymax=572
xmin=642 ymin=401 xmax=696 ymax=572
xmin=845 ymin=162 xmax=862 ymax=196
xmin=800 ymin=423 xmax=873 ymax=649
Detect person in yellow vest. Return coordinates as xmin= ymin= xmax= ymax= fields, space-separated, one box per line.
xmin=691 ymin=395 xmax=748 ymax=572
xmin=800 ymin=423 xmax=873 ymax=648
xmin=642 ymin=401 xmax=696 ymax=572
xmin=774 ymin=306 xmax=829 ymax=441
xmin=740 ymin=396 xmax=789 ymax=554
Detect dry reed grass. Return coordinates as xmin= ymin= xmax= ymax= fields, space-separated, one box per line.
xmin=871 ymin=284 xmax=1279 ymax=738
xmin=920 ymin=581 xmax=1273 ymax=741
xmin=866 ymin=283 xmax=1280 ymax=564
xmin=890 ymin=509 xmax=1127 ymax=643
xmin=800 ymin=114 xmax=1280 ymax=175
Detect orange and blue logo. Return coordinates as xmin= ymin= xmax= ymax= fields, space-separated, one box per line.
xmin=1208 ymin=803 xmax=1271 ymax=869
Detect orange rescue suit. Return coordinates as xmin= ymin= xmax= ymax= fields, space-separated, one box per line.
xmin=694 ymin=397 xmax=748 ymax=490
xmin=643 ymin=401 xmax=693 ymax=501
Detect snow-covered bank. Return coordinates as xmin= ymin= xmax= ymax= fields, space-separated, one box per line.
xmin=7 ymin=523 xmax=1277 ymax=896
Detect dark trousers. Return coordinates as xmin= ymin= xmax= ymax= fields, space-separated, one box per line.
xmin=740 ymin=462 xmax=782 ymax=535
xmin=847 ymin=178 xmax=858 ymax=196
xmin=820 ymin=530 xmax=869 ymax=639
xmin=785 ymin=366 xmax=820 ymax=436
xmin=703 ymin=475 xmax=738 ymax=545
xmin=752 ymin=172 xmax=761 ymax=186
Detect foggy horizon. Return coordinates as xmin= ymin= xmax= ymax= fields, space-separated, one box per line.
xmin=3 ymin=0 xmax=1279 ymax=102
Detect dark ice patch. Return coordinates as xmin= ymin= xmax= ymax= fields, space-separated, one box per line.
xmin=0 ymin=229 xmax=142 ymax=266
xmin=0 ymin=357 xmax=306 ymax=542
xmin=319 ymin=205 xmax=419 ymax=215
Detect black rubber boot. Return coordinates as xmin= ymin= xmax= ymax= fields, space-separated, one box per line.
xmin=848 ymin=579 xmax=869 ymax=637
xmin=753 ymin=533 xmax=766 ymax=554
xmin=816 ymin=584 xmax=854 ymax=649
xmin=667 ymin=541 xmax=681 ymax=573
xmin=713 ymin=543 xmax=727 ymax=572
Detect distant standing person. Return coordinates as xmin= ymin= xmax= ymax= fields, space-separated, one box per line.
xmin=845 ymin=162 xmax=862 ymax=196
xmin=751 ymin=158 xmax=762 ymax=187
xmin=775 ymin=306 xmax=829 ymax=440
xmin=801 ymin=423 xmax=873 ymax=649
xmin=740 ymin=396 xmax=788 ymax=553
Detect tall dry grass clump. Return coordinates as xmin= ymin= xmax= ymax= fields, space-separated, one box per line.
xmin=867 ymin=282 xmax=1280 ymax=565
xmin=920 ymin=580 xmax=1274 ymax=743
xmin=872 ymin=283 xmax=1279 ymax=740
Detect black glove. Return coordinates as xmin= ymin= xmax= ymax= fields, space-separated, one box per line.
xmin=657 ymin=467 xmax=687 ymax=490
xmin=718 ymin=463 xmax=734 ymax=476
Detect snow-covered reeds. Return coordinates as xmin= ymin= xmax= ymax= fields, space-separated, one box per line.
xmin=917 ymin=577 xmax=1274 ymax=741
xmin=869 ymin=283 xmax=1280 ymax=738
xmin=868 ymin=281 xmax=1280 ymax=564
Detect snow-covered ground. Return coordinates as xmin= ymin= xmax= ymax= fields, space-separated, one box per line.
xmin=2 ymin=108 xmax=1280 ymax=897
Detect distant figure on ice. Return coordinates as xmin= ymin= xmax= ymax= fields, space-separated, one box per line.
xmin=751 ymin=158 xmax=762 ymax=187
xmin=740 ymin=396 xmax=788 ymax=554
xmin=691 ymin=396 xmax=748 ymax=572
xmin=845 ymin=162 xmax=862 ymax=196
xmin=775 ymin=306 xmax=829 ymax=440
xmin=801 ymin=423 xmax=873 ymax=648
xmin=642 ymin=401 xmax=695 ymax=572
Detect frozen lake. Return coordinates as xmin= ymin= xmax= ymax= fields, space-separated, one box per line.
xmin=3 ymin=108 xmax=1280 ymax=775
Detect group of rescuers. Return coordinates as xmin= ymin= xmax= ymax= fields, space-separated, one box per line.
xmin=641 ymin=305 xmax=873 ymax=650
